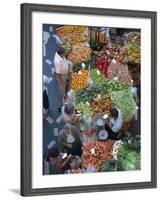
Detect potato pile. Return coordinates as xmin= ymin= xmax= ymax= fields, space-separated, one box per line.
xmin=68 ymin=47 xmax=92 ymax=64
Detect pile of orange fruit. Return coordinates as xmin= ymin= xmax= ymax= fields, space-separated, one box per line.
xmin=71 ymin=69 xmax=89 ymax=90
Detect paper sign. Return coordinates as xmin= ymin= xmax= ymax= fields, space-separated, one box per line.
xmin=46 ymin=116 xmax=54 ymax=124
xmin=53 ymin=128 xmax=59 ymax=137
xmin=56 ymin=115 xmax=63 ymax=124
xmin=81 ymin=63 xmax=86 ymax=68
xmin=97 ymin=94 xmax=101 ymax=99
xmin=85 ymin=101 xmax=90 ymax=106
xmin=112 ymin=59 xmax=117 ymax=64
xmin=96 ymin=70 xmax=101 ymax=75
xmin=113 ymin=76 xmax=119 ymax=81
xmin=45 ymin=59 xmax=52 ymax=65
xmin=47 ymin=140 xmax=56 ymax=149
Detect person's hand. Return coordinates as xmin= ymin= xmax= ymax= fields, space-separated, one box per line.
xmin=67 ymin=144 xmax=72 ymax=149
xmin=67 ymin=154 xmax=73 ymax=160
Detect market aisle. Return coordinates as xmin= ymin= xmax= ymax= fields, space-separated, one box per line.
xmin=43 ymin=26 xmax=64 ymax=171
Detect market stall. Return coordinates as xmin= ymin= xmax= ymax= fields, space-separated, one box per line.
xmin=55 ymin=25 xmax=141 ymax=174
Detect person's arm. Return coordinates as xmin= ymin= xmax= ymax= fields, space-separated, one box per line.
xmin=103 ymin=118 xmax=112 ymax=129
xmin=55 ymin=155 xmax=72 ymax=169
xmin=60 ymin=134 xmax=72 ymax=149
xmin=56 ymin=73 xmax=65 ymax=86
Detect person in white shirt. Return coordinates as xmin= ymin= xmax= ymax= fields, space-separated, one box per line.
xmin=105 ymin=108 xmax=123 ymax=139
xmin=54 ymin=47 xmax=73 ymax=100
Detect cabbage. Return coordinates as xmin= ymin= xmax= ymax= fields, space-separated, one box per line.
xmin=100 ymin=159 xmax=123 ymax=172
xmin=110 ymin=90 xmax=136 ymax=120
xmin=122 ymin=151 xmax=140 ymax=171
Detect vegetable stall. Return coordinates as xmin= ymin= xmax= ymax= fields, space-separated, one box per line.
xmin=56 ymin=25 xmax=141 ymax=173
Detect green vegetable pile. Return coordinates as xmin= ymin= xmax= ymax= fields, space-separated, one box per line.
xmin=76 ymin=102 xmax=93 ymax=118
xmin=111 ymin=90 xmax=136 ymax=120
xmin=75 ymin=85 xmax=103 ymax=104
xmin=100 ymin=159 xmax=123 ymax=172
xmin=117 ymin=136 xmax=141 ymax=171
xmin=100 ymin=136 xmax=141 ymax=172
xmin=91 ymin=69 xmax=131 ymax=92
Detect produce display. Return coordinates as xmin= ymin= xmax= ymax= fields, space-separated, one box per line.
xmin=100 ymin=136 xmax=141 ymax=172
xmin=91 ymin=95 xmax=113 ymax=115
xmin=95 ymin=59 xmax=109 ymax=76
xmin=117 ymin=136 xmax=141 ymax=171
xmin=97 ymin=43 xmax=126 ymax=64
xmin=69 ymin=34 xmax=88 ymax=46
xmin=68 ymin=47 xmax=92 ymax=64
xmin=123 ymin=32 xmax=141 ymax=64
xmin=111 ymin=90 xmax=136 ymax=120
xmin=100 ymin=159 xmax=123 ymax=172
xmin=64 ymin=25 xmax=86 ymax=34
xmin=91 ymin=31 xmax=108 ymax=43
xmin=107 ymin=63 xmax=132 ymax=84
xmin=82 ymin=141 xmax=113 ymax=171
xmin=91 ymin=69 xmax=131 ymax=91
xmin=71 ymin=69 xmax=89 ymax=90
xmin=127 ymin=32 xmax=141 ymax=44
xmin=56 ymin=27 xmax=68 ymax=39
xmin=124 ymin=42 xmax=140 ymax=64
xmin=76 ymin=102 xmax=93 ymax=118
xmin=76 ymin=85 xmax=102 ymax=104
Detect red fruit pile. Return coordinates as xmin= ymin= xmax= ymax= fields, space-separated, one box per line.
xmin=95 ymin=59 xmax=109 ymax=77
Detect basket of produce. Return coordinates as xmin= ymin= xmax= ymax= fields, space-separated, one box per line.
xmin=82 ymin=141 xmax=114 ymax=171
xmin=71 ymin=69 xmax=89 ymax=91
xmin=68 ymin=47 xmax=92 ymax=64
xmin=91 ymin=31 xmax=108 ymax=43
xmin=107 ymin=62 xmax=132 ymax=84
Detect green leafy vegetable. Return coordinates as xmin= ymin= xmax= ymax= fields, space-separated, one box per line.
xmin=100 ymin=159 xmax=123 ymax=172
xmin=110 ymin=90 xmax=136 ymax=120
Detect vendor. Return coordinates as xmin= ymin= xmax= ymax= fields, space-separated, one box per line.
xmin=105 ymin=108 xmax=123 ymax=140
xmin=59 ymin=123 xmax=82 ymax=157
xmin=54 ymin=47 xmax=73 ymax=100
xmin=47 ymin=146 xmax=72 ymax=174
xmin=61 ymin=103 xmax=80 ymax=125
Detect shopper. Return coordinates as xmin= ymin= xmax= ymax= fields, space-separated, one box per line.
xmin=43 ymin=75 xmax=49 ymax=113
xmin=59 ymin=123 xmax=82 ymax=156
xmin=54 ymin=47 xmax=73 ymax=100
xmin=105 ymin=108 xmax=123 ymax=139
xmin=47 ymin=146 xmax=72 ymax=174
xmin=61 ymin=103 xmax=80 ymax=125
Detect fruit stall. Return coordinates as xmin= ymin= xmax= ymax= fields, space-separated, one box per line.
xmin=57 ymin=25 xmax=141 ymax=173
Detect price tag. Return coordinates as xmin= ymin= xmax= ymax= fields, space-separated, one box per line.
xmin=96 ymin=70 xmax=101 ymax=75
xmin=97 ymin=94 xmax=101 ymax=99
xmin=85 ymin=101 xmax=90 ymax=106
xmin=78 ymin=71 xmax=82 ymax=75
xmin=81 ymin=62 xmax=86 ymax=68
xmin=112 ymin=58 xmax=117 ymax=64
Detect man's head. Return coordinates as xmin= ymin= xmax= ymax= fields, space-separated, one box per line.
xmin=64 ymin=103 xmax=75 ymax=115
xmin=57 ymin=47 xmax=65 ymax=57
xmin=63 ymin=123 xmax=71 ymax=135
xmin=110 ymin=108 xmax=119 ymax=119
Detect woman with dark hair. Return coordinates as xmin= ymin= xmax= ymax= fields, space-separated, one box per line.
xmin=47 ymin=147 xmax=72 ymax=174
